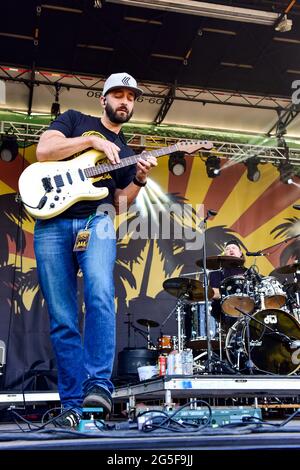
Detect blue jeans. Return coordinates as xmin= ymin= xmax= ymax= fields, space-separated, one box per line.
xmin=34 ymin=213 xmax=116 ymax=412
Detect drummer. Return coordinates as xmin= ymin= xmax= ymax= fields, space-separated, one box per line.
xmin=209 ymin=239 xmax=246 ymax=329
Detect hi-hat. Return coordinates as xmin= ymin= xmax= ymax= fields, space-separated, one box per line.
xmin=270 ymin=263 xmax=300 ymax=275
xmin=196 ymin=255 xmax=244 ymax=271
xmin=137 ymin=318 xmax=159 ymax=328
xmin=163 ymin=277 xmax=213 ymax=302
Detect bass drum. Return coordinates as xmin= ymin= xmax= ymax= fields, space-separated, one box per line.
xmin=225 ymin=309 xmax=300 ymax=375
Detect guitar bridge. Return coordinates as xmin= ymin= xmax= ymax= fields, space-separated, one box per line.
xmin=41 ymin=177 xmax=53 ymax=192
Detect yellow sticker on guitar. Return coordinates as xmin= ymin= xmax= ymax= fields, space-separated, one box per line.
xmin=73 ymin=229 xmax=91 ymax=251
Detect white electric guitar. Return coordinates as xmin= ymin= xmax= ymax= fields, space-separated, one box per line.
xmin=18 ymin=140 xmax=213 ymax=219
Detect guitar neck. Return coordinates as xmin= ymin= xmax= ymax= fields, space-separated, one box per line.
xmin=84 ymin=143 xmax=180 ymax=178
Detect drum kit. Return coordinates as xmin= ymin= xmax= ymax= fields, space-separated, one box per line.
xmin=137 ymin=256 xmax=300 ymax=376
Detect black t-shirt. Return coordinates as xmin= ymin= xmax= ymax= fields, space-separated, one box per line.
xmin=209 ymin=267 xmax=246 ymax=290
xmin=48 ymin=109 xmax=136 ymax=218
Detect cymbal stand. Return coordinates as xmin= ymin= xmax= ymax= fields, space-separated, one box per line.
xmin=201 ymin=210 xmax=216 ymax=373
xmin=245 ymin=264 xmax=262 ymax=306
xmin=176 ymin=297 xmax=186 ymax=352
xmin=129 ymin=322 xmax=156 ymax=349
xmin=294 ymin=269 xmax=300 ymax=316
xmin=145 ymin=323 xmax=155 ymax=350
xmin=218 ymin=316 xmax=223 ymax=361
xmin=161 ymin=303 xmax=178 ymax=328
xmin=242 ymin=311 xmax=254 ymax=374
xmin=180 ymin=270 xmax=204 ymax=277
xmin=161 ymin=291 xmax=186 ymax=352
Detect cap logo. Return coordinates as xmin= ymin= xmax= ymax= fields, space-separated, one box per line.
xmin=122 ymin=76 xmax=131 ymax=86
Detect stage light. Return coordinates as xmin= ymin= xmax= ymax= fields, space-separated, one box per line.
xmin=0 ymin=135 xmax=19 ymax=162
xmin=168 ymin=151 xmax=186 ymax=176
xmin=51 ymin=101 xmax=61 ymax=118
xmin=278 ymin=160 xmax=295 ymax=184
xmin=51 ymin=84 xmax=61 ymax=118
xmin=108 ymin=1 xmax=293 ymax=28
xmin=244 ymin=157 xmax=260 ymax=182
xmin=275 ymin=14 xmax=292 ymax=33
xmin=205 ymin=155 xmax=220 ymax=178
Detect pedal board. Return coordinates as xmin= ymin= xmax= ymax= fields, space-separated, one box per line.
xmin=137 ymin=406 xmax=262 ymax=429
xmin=76 ymin=407 xmax=104 ymax=432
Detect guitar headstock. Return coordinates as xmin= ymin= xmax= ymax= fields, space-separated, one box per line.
xmin=177 ymin=140 xmax=213 ymax=154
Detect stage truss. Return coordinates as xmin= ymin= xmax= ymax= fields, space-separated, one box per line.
xmin=1 ymin=120 xmax=300 ymax=166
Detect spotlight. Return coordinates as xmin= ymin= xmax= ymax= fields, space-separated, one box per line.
xmin=51 ymin=84 xmax=61 ymax=118
xmin=168 ymin=151 xmax=186 ymax=176
xmin=205 ymin=155 xmax=221 ymax=178
xmin=0 ymin=135 xmax=19 ymax=162
xmin=275 ymin=14 xmax=292 ymax=33
xmin=51 ymin=101 xmax=61 ymax=118
xmin=244 ymin=157 xmax=260 ymax=182
xmin=278 ymin=160 xmax=295 ymax=184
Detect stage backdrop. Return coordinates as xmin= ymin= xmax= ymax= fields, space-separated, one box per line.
xmin=0 ymin=142 xmax=299 ymax=389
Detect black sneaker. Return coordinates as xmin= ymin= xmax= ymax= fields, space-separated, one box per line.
xmin=54 ymin=409 xmax=81 ymax=428
xmin=83 ymin=386 xmax=113 ymax=414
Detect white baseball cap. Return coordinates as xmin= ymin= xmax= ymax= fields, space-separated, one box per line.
xmin=102 ymin=72 xmax=143 ymax=98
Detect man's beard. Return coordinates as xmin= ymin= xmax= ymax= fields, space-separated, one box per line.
xmin=105 ymin=102 xmax=133 ymax=123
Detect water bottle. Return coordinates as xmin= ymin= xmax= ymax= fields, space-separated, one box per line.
xmin=174 ymin=351 xmax=183 ymax=375
xmin=167 ymin=350 xmax=177 ymax=375
xmin=185 ymin=348 xmax=194 ymax=375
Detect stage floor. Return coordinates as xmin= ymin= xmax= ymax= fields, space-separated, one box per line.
xmin=0 ymin=420 xmax=300 ymax=452
xmin=0 ymin=374 xmax=300 ymax=453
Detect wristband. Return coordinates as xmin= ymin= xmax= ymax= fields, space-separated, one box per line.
xmin=133 ymin=176 xmax=147 ymax=187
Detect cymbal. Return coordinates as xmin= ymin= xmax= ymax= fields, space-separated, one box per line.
xmin=137 ymin=318 xmax=159 ymax=328
xmin=163 ymin=277 xmax=213 ymax=302
xmin=270 ymin=263 xmax=300 ymax=275
xmin=196 ymin=255 xmax=244 ymax=271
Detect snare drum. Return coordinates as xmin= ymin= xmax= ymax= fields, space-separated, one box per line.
xmin=220 ymin=275 xmax=255 ymax=317
xmin=157 ymin=335 xmax=173 ymax=352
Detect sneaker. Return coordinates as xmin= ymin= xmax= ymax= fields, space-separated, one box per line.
xmin=54 ymin=409 xmax=81 ymax=428
xmin=83 ymin=386 xmax=113 ymax=414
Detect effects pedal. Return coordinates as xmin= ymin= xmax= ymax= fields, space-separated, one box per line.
xmin=76 ymin=407 xmax=104 ymax=432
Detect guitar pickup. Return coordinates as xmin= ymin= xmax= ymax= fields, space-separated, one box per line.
xmin=66 ymin=172 xmax=73 ymax=184
xmin=54 ymin=174 xmax=64 ymax=188
xmin=41 ymin=177 xmax=53 ymax=192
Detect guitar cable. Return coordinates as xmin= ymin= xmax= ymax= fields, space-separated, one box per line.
xmin=15 ymin=191 xmax=48 ymax=210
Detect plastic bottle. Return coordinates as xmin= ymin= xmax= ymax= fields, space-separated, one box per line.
xmin=167 ymin=350 xmax=177 ymax=375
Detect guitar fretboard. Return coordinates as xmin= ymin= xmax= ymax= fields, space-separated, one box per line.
xmin=83 ymin=143 xmax=180 ymax=178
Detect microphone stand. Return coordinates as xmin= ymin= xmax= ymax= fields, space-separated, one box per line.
xmin=247 ymin=233 xmax=300 ymax=258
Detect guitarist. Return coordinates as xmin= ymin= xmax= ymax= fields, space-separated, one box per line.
xmin=34 ymin=72 xmax=157 ymax=427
